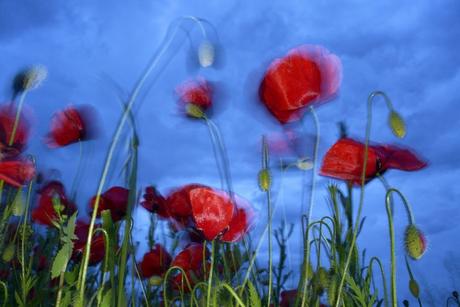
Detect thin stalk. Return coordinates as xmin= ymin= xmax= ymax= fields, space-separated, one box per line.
xmin=267 ymin=187 xmax=273 ymax=307
xmin=385 ymin=188 xmax=415 ymax=307
xmin=334 ymin=91 xmax=395 ymax=307
xmin=206 ymin=240 xmax=215 ymax=307
xmin=9 ymin=91 xmax=27 ymax=147
xmin=55 ymin=272 xmax=65 ymax=307
xmin=0 ymin=281 xmax=7 ymax=307
xmin=298 ymin=106 xmax=320 ymax=307
xmin=76 ymin=18 xmax=187 ymax=304
xmin=368 ymin=256 xmax=389 ymax=307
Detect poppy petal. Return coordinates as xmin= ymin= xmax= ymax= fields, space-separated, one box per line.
xmin=0 ymin=159 xmax=35 ymax=187
xmin=189 ymin=187 xmax=234 ymax=241
xmin=221 ymin=196 xmax=255 ymax=243
xmin=139 ymin=244 xmax=171 ymax=278
xmin=176 ymin=78 xmax=213 ymax=110
xmin=379 ymin=145 xmax=427 ymax=171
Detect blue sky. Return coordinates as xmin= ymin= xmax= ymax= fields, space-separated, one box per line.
xmin=1 ymin=0 xmax=459 ymax=304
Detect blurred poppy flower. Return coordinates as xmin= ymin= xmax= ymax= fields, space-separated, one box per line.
xmin=90 ymin=186 xmax=129 ymax=222
xmin=0 ymin=104 xmax=31 ymax=159
xmin=165 ymin=184 xmax=208 ymax=230
xmin=170 ymin=243 xmax=208 ymax=290
xmin=259 ymin=45 xmax=342 ymax=124
xmin=176 ymin=78 xmax=212 ymax=118
xmin=320 ymin=138 xmax=427 ymax=185
xmin=0 ymin=158 xmax=35 ymax=187
xmin=220 ymin=196 xmax=255 ymax=243
xmin=189 ymin=187 xmax=234 ymax=241
xmin=72 ymin=220 xmax=106 ymax=265
xmin=31 ymin=181 xmax=76 ymax=226
xmin=141 ymin=186 xmax=169 ymax=219
xmin=279 ymin=289 xmax=297 ymax=307
xmin=46 ymin=105 xmax=98 ymax=148
xmin=139 ymin=244 xmax=171 ymax=279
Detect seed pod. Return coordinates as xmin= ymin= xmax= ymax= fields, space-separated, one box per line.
xmin=185 ymin=103 xmax=205 ymax=119
xmin=404 ymin=224 xmax=427 ymax=260
xmin=409 ymin=279 xmax=420 ymax=298
xmin=198 ymin=40 xmax=215 ymax=68
xmin=2 ymin=243 xmax=15 ymax=262
xmin=389 ymin=110 xmax=406 ymax=138
xmin=258 ymin=169 xmax=271 ymax=191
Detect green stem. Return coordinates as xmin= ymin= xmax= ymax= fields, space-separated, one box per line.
xmin=207 ymin=240 xmax=215 ymax=307
xmin=368 ymin=256 xmax=389 ymax=307
xmin=0 ymin=281 xmax=7 ymax=307
xmin=55 ymin=271 xmax=65 ymax=307
xmin=334 ymin=91 xmax=395 ymax=307
xmin=9 ymin=91 xmax=27 ymax=147
xmin=298 ymin=106 xmax=320 ymax=307
xmin=385 ymin=188 xmax=415 ymax=307
xmin=267 ymin=187 xmax=273 ymax=307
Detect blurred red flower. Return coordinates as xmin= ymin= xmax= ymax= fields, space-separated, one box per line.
xmin=72 ymin=220 xmax=106 ymax=265
xmin=259 ymin=45 xmax=341 ymax=124
xmin=170 ymin=243 xmax=208 ymax=291
xmin=279 ymin=289 xmax=297 ymax=307
xmin=221 ymin=195 xmax=255 ymax=243
xmin=139 ymin=244 xmax=171 ymax=279
xmin=0 ymin=104 xmax=30 ymax=159
xmin=141 ymin=186 xmax=169 ymax=219
xmin=320 ymin=138 xmax=427 ymax=185
xmin=89 ymin=186 xmax=130 ymax=222
xmin=46 ymin=105 xmax=97 ymax=148
xmin=176 ymin=78 xmax=212 ymax=114
xmin=31 ymin=181 xmax=76 ymax=226
xmin=0 ymin=158 xmax=35 ymax=187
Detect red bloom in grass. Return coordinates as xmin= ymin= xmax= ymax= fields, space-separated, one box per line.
xmin=189 ymin=187 xmax=235 ymax=241
xmin=170 ymin=243 xmax=208 ymax=290
xmin=141 ymin=186 xmax=169 ymax=219
xmin=166 ymin=184 xmax=208 ymax=230
xmin=176 ymin=78 xmax=212 ymax=116
xmin=221 ymin=196 xmax=255 ymax=243
xmin=90 ymin=186 xmax=129 ymax=223
xmin=320 ymin=138 xmax=427 ymax=185
xmin=279 ymin=289 xmax=297 ymax=307
xmin=259 ymin=45 xmax=341 ymax=124
xmin=139 ymin=244 xmax=172 ymax=279
xmin=0 ymin=158 xmax=35 ymax=187
xmin=31 ymin=181 xmax=76 ymax=226
xmin=0 ymin=104 xmax=31 ymax=159
xmin=46 ymin=105 xmax=97 ymax=148
xmin=72 ymin=220 xmax=106 ymax=265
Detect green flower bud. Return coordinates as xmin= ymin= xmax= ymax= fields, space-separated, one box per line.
xmin=198 ymin=40 xmax=215 ymax=68
xmin=2 ymin=243 xmax=15 ymax=262
xmin=186 ymin=103 xmax=205 ymax=119
xmin=404 ymin=224 xmax=427 ymax=260
xmin=389 ymin=110 xmax=406 ymax=138
xmin=258 ymin=169 xmax=271 ymax=191
xmin=409 ymin=279 xmax=420 ymax=298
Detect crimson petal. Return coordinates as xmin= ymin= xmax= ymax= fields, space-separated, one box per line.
xmin=189 ymin=187 xmax=234 ymax=241
xmin=176 ymin=78 xmax=213 ymax=110
xmin=90 ymin=186 xmax=130 ymax=222
xmin=378 ymin=145 xmax=428 ymax=171
xmin=0 ymin=159 xmax=35 ymax=187
xmin=139 ymin=244 xmax=171 ymax=279
xmin=221 ymin=196 xmax=255 ymax=243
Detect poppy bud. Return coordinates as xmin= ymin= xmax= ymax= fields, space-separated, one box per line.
xmin=13 ymin=65 xmax=47 ymax=94
xmin=258 ymin=169 xmax=271 ymax=191
xmin=389 ymin=110 xmax=406 ymax=138
xmin=198 ymin=40 xmax=215 ymax=68
xmin=403 ymin=300 xmax=409 ymax=307
xmin=186 ymin=103 xmax=205 ymax=119
xmin=409 ymin=279 xmax=420 ymax=298
xmin=149 ymin=276 xmax=163 ymax=286
xmin=12 ymin=191 xmax=25 ymax=216
xmin=453 ymin=291 xmax=458 ymax=299
xmin=313 ymin=267 xmax=329 ymax=294
xmin=296 ymin=157 xmax=313 ymax=171
xmin=2 ymin=243 xmax=15 ymax=262
xmin=404 ymin=224 xmax=427 ymax=260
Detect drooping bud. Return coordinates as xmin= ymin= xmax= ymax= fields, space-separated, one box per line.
xmin=404 ymin=224 xmax=427 ymax=260
xmin=409 ymin=279 xmax=420 ymax=298
xmin=198 ymin=40 xmax=215 ymax=68
xmin=453 ymin=291 xmax=458 ymax=299
xmin=402 ymin=300 xmax=409 ymax=307
xmin=185 ymin=103 xmax=205 ymax=119
xmin=389 ymin=110 xmax=406 ymax=138
xmin=13 ymin=65 xmax=47 ymax=95
xmin=258 ymin=169 xmax=271 ymax=191
xmin=149 ymin=276 xmax=163 ymax=286
xmin=296 ymin=157 xmax=313 ymax=171
xmin=12 ymin=191 xmax=25 ymax=217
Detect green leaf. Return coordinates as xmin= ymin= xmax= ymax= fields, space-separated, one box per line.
xmin=64 ymin=212 xmax=78 ymax=240
xmin=247 ymin=281 xmax=261 ymax=307
xmin=101 ymin=289 xmax=112 ymax=307
xmin=51 ymin=243 xmax=72 ymax=278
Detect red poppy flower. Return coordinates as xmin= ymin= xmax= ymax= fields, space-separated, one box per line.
xmin=221 ymin=196 xmax=255 ymax=243
xmin=141 ymin=186 xmax=169 ymax=219
xmin=170 ymin=243 xmax=208 ymax=290
xmin=320 ymin=138 xmax=427 ymax=185
xmin=176 ymin=78 xmax=212 ymax=112
xmin=259 ymin=45 xmax=342 ymax=124
xmin=165 ymin=184 xmax=208 ymax=229
xmin=89 ymin=186 xmax=130 ymax=222
xmin=72 ymin=220 xmax=106 ymax=265
xmin=139 ymin=244 xmax=172 ymax=279
xmin=189 ymin=187 xmax=235 ymax=241
xmin=0 ymin=104 xmax=30 ymax=159
xmin=0 ymin=158 xmax=35 ymax=187
xmin=31 ymin=181 xmax=77 ymax=226
xmin=46 ymin=105 xmax=97 ymax=148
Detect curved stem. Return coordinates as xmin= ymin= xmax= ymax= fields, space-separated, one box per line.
xmin=76 ymin=18 xmax=188 ymax=304
xmin=0 ymin=281 xmax=7 ymax=307
xmin=218 ymin=283 xmax=246 ymax=307
xmin=298 ymin=106 xmax=320 ymax=307
xmin=334 ymin=91 xmax=395 ymax=307
xmin=385 ymin=188 xmax=416 ymax=307
xmin=368 ymin=256 xmax=389 ymax=307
